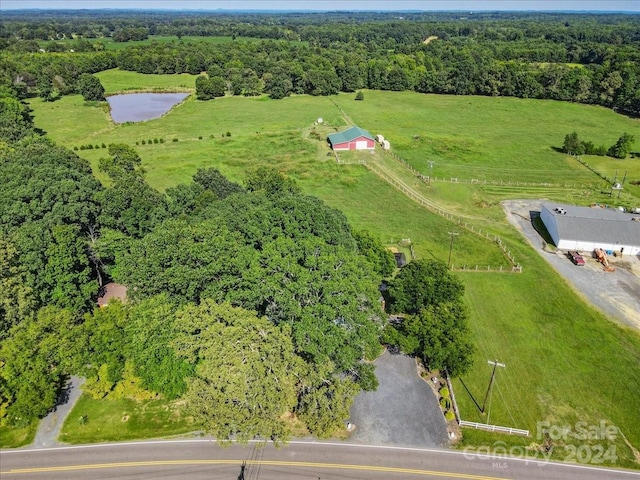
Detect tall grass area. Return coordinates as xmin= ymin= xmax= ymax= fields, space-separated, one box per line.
xmin=26 ymin=74 xmax=640 ymax=466
xmin=0 ymin=421 xmax=37 ymax=448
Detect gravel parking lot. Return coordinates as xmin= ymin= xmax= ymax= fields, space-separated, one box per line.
xmin=502 ymin=199 xmax=640 ymax=331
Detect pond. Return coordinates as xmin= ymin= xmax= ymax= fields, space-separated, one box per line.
xmin=106 ymin=92 xmax=189 ymax=123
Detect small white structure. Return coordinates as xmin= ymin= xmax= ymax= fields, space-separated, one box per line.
xmin=540 ymin=202 xmax=640 ymax=255
xmin=317 ymin=117 xmax=323 ymax=124
xmin=382 ymin=140 xmax=391 ymax=150
xmin=376 ymin=134 xmax=385 ymax=144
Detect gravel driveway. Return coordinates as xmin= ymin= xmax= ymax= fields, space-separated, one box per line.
xmin=502 ymin=199 xmax=640 ymax=331
xmin=348 ymin=350 xmax=449 ymax=448
xmin=33 ymin=376 xmax=84 ymax=448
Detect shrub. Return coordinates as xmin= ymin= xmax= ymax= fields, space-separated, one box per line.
xmin=148 ymin=139 xmax=153 ymax=145
xmin=440 ymin=397 xmax=451 ymax=409
xmin=95 ymin=145 xmax=100 ymax=149
xmin=199 ymin=136 xmax=203 ymax=140
xmin=79 ymin=145 xmax=86 ymax=150
xmin=445 ymin=410 xmax=456 ymax=421
xmin=159 ymin=138 xmax=164 ymax=143
xmin=172 ymin=138 xmax=178 ymax=142
xmin=355 ymin=90 xmax=364 ymax=101
xmin=153 ymin=138 xmax=159 ymax=144
xmin=141 ymin=140 xmax=146 ymax=145
xmin=101 ymin=143 xmax=106 ymax=148
xmin=135 ymin=141 xmax=139 ymax=145
xmin=87 ymin=144 xmax=93 ymax=149
xmin=226 ymin=131 xmax=231 ymax=137
xmin=73 ymin=146 xmax=78 ymax=150
xmin=439 ymin=386 xmax=450 ymax=398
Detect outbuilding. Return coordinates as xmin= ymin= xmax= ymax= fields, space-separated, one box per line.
xmin=97 ymin=282 xmax=128 ymax=307
xmin=327 ymin=126 xmax=375 ymax=151
xmin=540 ymin=202 xmax=640 ymax=255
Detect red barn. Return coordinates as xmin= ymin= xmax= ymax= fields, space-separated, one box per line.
xmin=327 ymin=126 xmax=375 ymax=151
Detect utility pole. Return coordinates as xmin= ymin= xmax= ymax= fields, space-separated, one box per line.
xmin=481 ymin=359 xmax=505 ymax=414
xmin=447 ymin=231 xmax=459 ymax=267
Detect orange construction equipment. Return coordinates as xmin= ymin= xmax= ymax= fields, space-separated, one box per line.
xmin=594 ymin=248 xmax=615 ymax=272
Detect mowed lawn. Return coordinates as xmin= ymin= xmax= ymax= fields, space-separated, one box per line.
xmin=26 ymin=75 xmax=640 ymax=465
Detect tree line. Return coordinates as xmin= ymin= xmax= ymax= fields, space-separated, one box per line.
xmin=1 ymin=12 xmax=638 ymax=114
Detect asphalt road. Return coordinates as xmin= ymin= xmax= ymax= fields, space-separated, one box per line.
xmin=2 ymin=439 xmax=639 ymax=480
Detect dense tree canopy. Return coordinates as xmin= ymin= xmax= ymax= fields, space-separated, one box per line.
xmin=174 ymin=300 xmax=300 ymax=444
xmin=383 ymin=260 xmax=474 ymax=376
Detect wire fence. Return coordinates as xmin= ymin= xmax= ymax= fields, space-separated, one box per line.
xmin=363 ymin=159 xmax=521 ymax=271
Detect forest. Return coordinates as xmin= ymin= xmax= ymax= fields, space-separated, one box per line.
xmin=0 ymin=11 xmax=639 ymax=114
xmin=0 ymin=9 xmax=637 ymax=444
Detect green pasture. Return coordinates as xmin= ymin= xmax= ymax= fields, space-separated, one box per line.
xmin=334 ymin=90 xmax=639 ymax=187
xmin=96 ymin=68 xmax=197 ymax=94
xmin=59 ymin=394 xmax=194 ymax=444
xmin=453 ymin=254 xmax=640 ymax=468
xmin=25 ymin=74 xmax=640 ymax=465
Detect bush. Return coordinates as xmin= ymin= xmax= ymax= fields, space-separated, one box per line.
xmin=79 ymin=145 xmax=86 ymax=150
xmin=440 ymin=397 xmax=451 ymax=409
xmin=148 ymin=139 xmax=153 ymax=145
xmin=95 ymin=145 xmax=100 ymax=149
xmin=439 ymin=386 xmax=450 ymax=398
xmin=87 ymin=144 xmax=93 ymax=149
xmin=73 ymin=146 xmax=78 ymax=150
xmin=226 ymin=131 xmax=231 ymax=137
xmin=101 ymin=143 xmax=106 ymax=148
xmin=199 ymin=136 xmax=203 ymax=140
xmin=355 ymin=90 xmax=364 ymax=101
xmin=445 ymin=410 xmax=456 ymax=421
xmin=135 ymin=141 xmax=139 ymax=145
xmin=141 ymin=140 xmax=146 ymax=145
xmin=172 ymin=138 xmax=178 ymax=142
xmin=153 ymin=138 xmax=159 ymax=144
xmin=159 ymin=138 xmax=164 ymax=143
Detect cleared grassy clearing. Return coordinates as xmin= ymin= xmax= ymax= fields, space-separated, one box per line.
xmin=59 ymin=394 xmax=195 ymax=444
xmin=96 ymin=68 xmax=197 ymax=94
xmin=26 ymin=77 xmax=640 ymax=465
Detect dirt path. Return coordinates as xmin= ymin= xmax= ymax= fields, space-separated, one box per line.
xmin=33 ymin=376 xmax=85 ymax=448
xmin=502 ymin=199 xmax=640 ymax=331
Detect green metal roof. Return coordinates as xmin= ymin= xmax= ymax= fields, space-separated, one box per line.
xmin=327 ymin=126 xmax=374 ymax=145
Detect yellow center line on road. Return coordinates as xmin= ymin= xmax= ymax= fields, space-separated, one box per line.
xmin=3 ymin=459 xmax=508 ymax=479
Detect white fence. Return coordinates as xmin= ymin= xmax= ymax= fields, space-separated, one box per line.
xmin=459 ymin=420 xmax=530 ymax=437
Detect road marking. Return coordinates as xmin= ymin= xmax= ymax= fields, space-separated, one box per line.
xmin=3 ymin=459 xmax=506 ymax=479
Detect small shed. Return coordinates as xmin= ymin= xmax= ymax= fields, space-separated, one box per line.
xmin=394 ymin=252 xmax=407 ymax=268
xmin=97 ymin=282 xmax=128 ymax=307
xmin=376 ymin=134 xmax=385 ymax=144
xmin=382 ymin=140 xmax=391 ymax=150
xmin=327 ymin=126 xmax=376 ymax=151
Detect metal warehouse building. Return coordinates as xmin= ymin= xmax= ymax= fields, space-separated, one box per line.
xmin=540 ymin=202 xmax=640 ymax=255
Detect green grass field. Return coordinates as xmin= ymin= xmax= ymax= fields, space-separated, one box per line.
xmin=24 ymin=72 xmax=640 ymax=466
xmin=59 ymin=395 xmax=195 ymax=444
xmin=0 ymin=421 xmax=37 ymax=448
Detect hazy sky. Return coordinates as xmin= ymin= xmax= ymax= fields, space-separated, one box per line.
xmin=2 ymin=0 xmax=639 ymax=11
